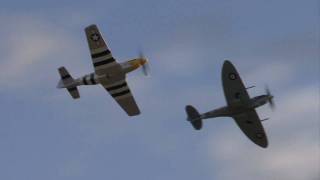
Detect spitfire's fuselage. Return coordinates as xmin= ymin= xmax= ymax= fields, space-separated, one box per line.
xmin=201 ymin=95 xmax=272 ymax=119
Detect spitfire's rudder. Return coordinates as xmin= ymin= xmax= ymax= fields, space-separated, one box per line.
xmin=185 ymin=105 xmax=203 ymax=130
xmin=57 ymin=66 xmax=80 ymax=99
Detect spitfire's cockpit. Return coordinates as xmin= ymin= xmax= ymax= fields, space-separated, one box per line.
xmin=250 ymin=95 xmax=273 ymax=109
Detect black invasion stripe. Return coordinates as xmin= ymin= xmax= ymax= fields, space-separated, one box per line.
xmin=90 ymin=74 xmax=96 ymax=84
xmin=106 ymin=82 xmax=127 ymax=91
xmin=111 ymin=89 xmax=130 ymax=98
xmin=61 ymin=74 xmax=71 ymax=80
xmin=83 ymin=77 xmax=88 ymax=85
xmin=91 ymin=50 xmax=111 ymax=59
xmin=93 ymin=57 xmax=115 ymax=67
xmin=68 ymin=87 xmax=77 ymax=92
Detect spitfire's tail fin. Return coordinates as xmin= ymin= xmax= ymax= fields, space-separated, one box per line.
xmin=57 ymin=66 xmax=80 ymax=99
xmin=185 ymin=105 xmax=203 ymax=130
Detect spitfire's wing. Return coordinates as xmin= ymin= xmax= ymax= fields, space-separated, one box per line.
xmin=85 ymin=24 xmax=121 ymax=76
xmin=233 ymin=110 xmax=268 ymax=148
xmin=222 ymin=60 xmax=250 ymax=106
xmin=101 ymin=79 xmax=141 ymax=116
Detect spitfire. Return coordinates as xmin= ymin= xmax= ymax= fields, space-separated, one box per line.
xmin=57 ymin=24 xmax=149 ymax=116
xmin=185 ymin=60 xmax=274 ymax=148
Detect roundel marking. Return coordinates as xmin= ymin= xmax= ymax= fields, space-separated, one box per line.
xmin=91 ymin=33 xmax=100 ymax=42
xmin=228 ymin=73 xmax=237 ymax=80
xmin=256 ymin=132 xmax=264 ymax=139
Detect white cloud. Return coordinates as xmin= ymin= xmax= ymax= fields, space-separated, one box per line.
xmin=243 ymin=61 xmax=296 ymax=89
xmin=0 ymin=14 xmax=82 ymax=89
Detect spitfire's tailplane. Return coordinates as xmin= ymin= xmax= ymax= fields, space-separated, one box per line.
xmin=185 ymin=105 xmax=203 ymax=130
xmin=57 ymin=66 xmax=80 ymax=99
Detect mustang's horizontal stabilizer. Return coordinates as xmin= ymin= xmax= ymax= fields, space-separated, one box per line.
xmin=57 ymin=67 xmax=80 ymax=99
xmin=185 ymin=105 xmax=202 ymax=130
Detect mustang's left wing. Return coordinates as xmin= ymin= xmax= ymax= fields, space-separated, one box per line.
xmin=222 ymin=60 xmax=250 ymax=106
xmin=101 ymin=77 xmax=140 ymax=116
xmin=232 ymin=110 xmax=268 ymax=148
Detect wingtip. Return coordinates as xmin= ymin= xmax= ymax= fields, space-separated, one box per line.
xmin=127 ymin=110 xmax=141 ymax=117
xmin=223 ymin=60 xmax=232 ymax=65
xmin=85 ymin=24 xmax=98 ymax=31
xmin=260 ymin=143 xmax=268 ymax=149
xmin=256 ymin=138 xmax=269 ymax=148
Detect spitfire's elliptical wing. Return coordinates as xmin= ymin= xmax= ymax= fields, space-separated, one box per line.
xmin=85 ymin=24 xmax=121 ymax=76
xmin=232 ymin=110 xmax=268 ymax=148
xmin=102 ymin=79 xmax=140 ymax=116
xmin=222 ymin=60 xmax=250 ymax=106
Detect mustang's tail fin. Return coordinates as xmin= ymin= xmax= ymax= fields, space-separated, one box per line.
xmin=57 ymin=66 xmax=80 ymax=99
xmin=185 ymin=105 xmax=203 ymax=130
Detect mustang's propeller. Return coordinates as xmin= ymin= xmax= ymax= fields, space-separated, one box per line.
xmin=138 ymin=51 xmax=150 ymax=76
xmin=265 ymin=86 xmax=275 ymax=110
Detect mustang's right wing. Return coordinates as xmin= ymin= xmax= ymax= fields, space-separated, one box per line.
xmin=232 ymin=110 xmax=268 ymax=148
xmin=85 ymin=24 xmax=121 ymax=76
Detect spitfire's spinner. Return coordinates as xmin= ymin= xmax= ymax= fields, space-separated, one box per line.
xmin=57 ymin=24 xmax=149 ymax=116
xmin=185 ymin=60 xmax=274 ymax=148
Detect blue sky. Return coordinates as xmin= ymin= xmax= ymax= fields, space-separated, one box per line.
xmin=0 ymin=0 xmax=319 ymax=179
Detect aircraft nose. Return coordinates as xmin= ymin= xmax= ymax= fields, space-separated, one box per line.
xmin=140 ymin=58 xmax=148 ymax=65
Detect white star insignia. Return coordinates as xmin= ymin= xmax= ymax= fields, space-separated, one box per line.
xmin=91 ymin=33 xmax=100 ymax=41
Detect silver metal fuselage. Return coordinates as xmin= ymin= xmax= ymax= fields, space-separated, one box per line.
xmin=58 ymin=60 xmax=139 ymax=88
xmin=201 ymin=95 xmax=272 ymax=119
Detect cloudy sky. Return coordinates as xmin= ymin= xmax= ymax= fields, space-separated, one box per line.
xmin=0 ymin=0 xmax=319 ymax=179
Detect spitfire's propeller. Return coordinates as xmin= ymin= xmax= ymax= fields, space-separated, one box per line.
xmin=265 ymin=86 xmax=275 ymax=110
xmin=138 ymin=51 xmax=150 ymax=76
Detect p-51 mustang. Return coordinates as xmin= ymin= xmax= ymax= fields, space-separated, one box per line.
xmin=185 ymin=60 xmax=274 ymax=148
xmin=57 ymin=24 xmax=149 ymax=116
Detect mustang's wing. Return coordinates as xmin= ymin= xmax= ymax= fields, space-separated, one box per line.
xmin=233 ymin=110 xmax=268 ymax=148
xmin=85 ymin=24 xmax=140 ymax=116
xmin=85 ymin=24 xmax=121 ymax=76
xmin=101 ymin=78 xmax=140 ymax=116
xmin=222 ymin=60 xmax=251 ymax=106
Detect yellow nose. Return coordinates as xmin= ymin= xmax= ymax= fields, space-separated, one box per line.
xmin=129 ymin=58 xmax=147 ymax=69
xmin=140 ymin=58 xmax=148 ymax=65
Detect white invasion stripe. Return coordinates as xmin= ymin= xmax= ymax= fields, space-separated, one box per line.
xmin=91 ymin=47 xmax=108 ymax=54
xmin=109 ymin=86 xmax=129 ymax=94
xmin=114 ymin=92 xmax=132 ymax=100
xmin=92 ymin=53 xmax=113 ymax=63
xmin=103 ymin=79 xmax=126 ymax=89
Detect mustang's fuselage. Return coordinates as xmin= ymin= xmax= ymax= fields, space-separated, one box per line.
xmin=58 ymin=58 xmax=146 ymax=89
